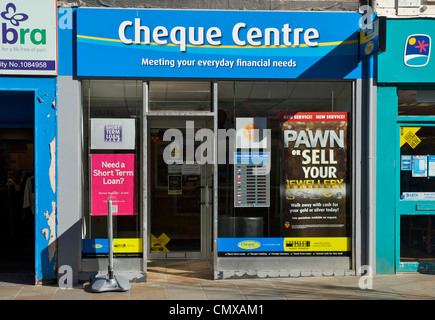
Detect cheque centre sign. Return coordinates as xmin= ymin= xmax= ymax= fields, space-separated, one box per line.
xmin=76 ymin=9 xmax=361 ymax=79
xmin=118 ymin=20 xmax=320 ymax=51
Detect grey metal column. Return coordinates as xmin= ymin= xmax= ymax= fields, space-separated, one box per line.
xmin=354 ymin=79 xmax=363 ymax=273
xmin=57 ymin=76 xmax=82 ymax=285
xmin=365 ymin=58 xmax=377 ymax=275
xmin=142 ymin=81 xmax=149 ymax=274
xmin=212 ymin=81 xmax=219 ymax=279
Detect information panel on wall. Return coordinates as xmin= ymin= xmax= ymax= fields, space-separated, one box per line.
xmin=234 ymin=152 xmax=270 ymax=208
xmin=0 ymin=0 xmax=57 ymax=75
xmin=234 ymin=117 xmax=270 ymax=208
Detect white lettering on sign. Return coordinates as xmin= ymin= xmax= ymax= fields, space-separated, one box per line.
xmin=118 ymin=19 xmax=320 ymax=52
xmin=283 ymin=129 xmax=344 ymax=149
xmin=232 ymin=22 xmax=319 ymax=47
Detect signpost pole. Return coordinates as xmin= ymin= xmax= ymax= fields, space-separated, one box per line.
xmin=91 ymin=197 xmax=131 ymax=292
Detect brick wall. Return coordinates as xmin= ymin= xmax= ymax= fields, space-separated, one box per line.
xmin=57 ymin=0 xmax=360 ymax=11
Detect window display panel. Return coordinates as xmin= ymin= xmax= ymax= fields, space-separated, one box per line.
xmin=400 ymin=215 xmax=435 ymax=262
xmin=398 ymin=90 xmax=435 ymax=116
xmin=217 ymin=81 xmax=352 ymax=257
xmin=149 ymin=81 xmax=211 ymax=111
xmin=82 ymin=79 xmax=143 ymax=257
xmin=400 ymin=126 xmax=435 ymax=200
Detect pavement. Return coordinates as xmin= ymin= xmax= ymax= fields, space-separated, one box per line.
xmin=1 ymin=260 xmax=435 ymax=301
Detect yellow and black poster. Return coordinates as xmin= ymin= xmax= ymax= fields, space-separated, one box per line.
xmin=280 ymin=112 xmax=351 ymax=256
xmin=168 ymin=174 xmax=182 ymax=195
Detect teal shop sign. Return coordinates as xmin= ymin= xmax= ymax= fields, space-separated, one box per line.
xmin=378 ymin=19 xmax=435 ymax=83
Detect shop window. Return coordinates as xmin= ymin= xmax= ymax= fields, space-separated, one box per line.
xmin=149 ymin=81 xmax=211 ymax=111
xmin=400 ymin=215 xmax=435 ymax=262
xmin=81 ymin=79 xmax=142 ymax=257
xmin=399 ymin=126 xmax=435 ymax=200
xmin=398 ymin=90 xmax=435 ymax=116
xmin=398 ymin=90 xmax=435 ymax=268
xmin=217 ymin=81 xmax=352 ymax=257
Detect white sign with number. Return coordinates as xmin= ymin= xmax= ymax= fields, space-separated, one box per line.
xmin=0 ymin=0 xmax=57 ymax=75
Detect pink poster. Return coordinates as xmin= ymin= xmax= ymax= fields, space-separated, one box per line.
xmin=91 ymin=154 xmax=136 ymax=216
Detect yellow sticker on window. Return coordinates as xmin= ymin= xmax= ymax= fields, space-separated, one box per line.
xmin=400 ymin=127 xmax=421 ymax=148
xmin=151 ymin=233 xmax=171 ymax=252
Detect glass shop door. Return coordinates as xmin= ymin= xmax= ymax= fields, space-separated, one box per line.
xmin=396 ymin=89 xmax=435 ymax=272
xmin=148 ymin=119 xmax=213 ymax=259
xmin=398 ymin=125 xmax=435 ymax=271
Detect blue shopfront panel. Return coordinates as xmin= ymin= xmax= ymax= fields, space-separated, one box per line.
xmin=0 ymin=77 xmax=57 ymax=283
xmin=76 ymin=9 xmax=361 ymax=79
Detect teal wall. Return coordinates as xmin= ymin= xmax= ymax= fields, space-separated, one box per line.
xmin=376 ymin=85 xmax=397 ymax=274
xmin=376 ymin=18 xmax=435 ymax=274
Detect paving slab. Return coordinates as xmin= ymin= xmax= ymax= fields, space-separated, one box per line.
xmin=1 ymin=261 xmax=435 ymax=301
xmin=130 ymin=283 xmax=168 ymax=300
xmin=53 ymin=286 xmax=92 ymax=300
xmin=0 ymin=286 xmax=23 ymax=300
xmin=166 ymin=282 xmax=208 ymax=300
xmin=14 ymin=285 xmax=57 ymax=300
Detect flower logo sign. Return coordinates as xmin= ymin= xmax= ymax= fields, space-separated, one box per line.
xmin=0 ymin=0 xmax=56 ymax=75
xmin=1 ymin=3 xmax=28 ymax=26
xmin=404 ymin=34 xmax=431 ymax=67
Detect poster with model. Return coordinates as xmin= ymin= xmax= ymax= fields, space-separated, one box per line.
xmin=280 ymin=112 xmax=350 ymax=255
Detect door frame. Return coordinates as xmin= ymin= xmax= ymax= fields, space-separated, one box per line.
xmin=0 ymin=78 xmax=57 ymax=284
xmin=146 ymin=117 xmax=214 ymax=259
xmin=396 ymin=122 xmax=435 ymax=272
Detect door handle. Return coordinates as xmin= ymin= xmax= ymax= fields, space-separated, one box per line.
xmin=208 ymin=185 xmax=213 ymax=205
xmin=195 ymin=185 xmax=205 ymax=205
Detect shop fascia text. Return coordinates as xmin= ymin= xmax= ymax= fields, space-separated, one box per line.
xmin=283 ymin=128 xmax=344 ymax=188
xmin=119 ymin=19 xmax=320 ymax=51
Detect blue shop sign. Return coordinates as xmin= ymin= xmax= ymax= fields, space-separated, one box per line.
xmin=359 ymin=15 xmax=386 ymax=59
xmin=76 ymin=9 xmax=361 ymax=79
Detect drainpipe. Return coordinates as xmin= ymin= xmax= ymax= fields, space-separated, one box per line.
xmin=366 ymin=56 xmax=376 ymax=275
